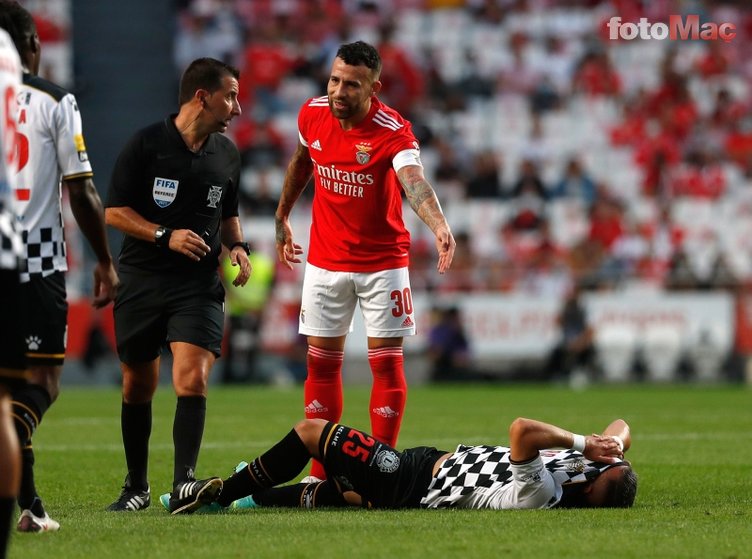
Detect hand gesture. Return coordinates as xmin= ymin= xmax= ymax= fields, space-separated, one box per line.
xmin=275 ymin=217 xmax=303 ymax=270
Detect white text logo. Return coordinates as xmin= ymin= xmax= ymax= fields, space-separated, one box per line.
xmin=607 ymin=15 xmax=736 ymax=43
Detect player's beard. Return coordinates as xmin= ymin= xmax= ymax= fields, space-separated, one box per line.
xmin=328 ymin=97 xmax=355 ymax=119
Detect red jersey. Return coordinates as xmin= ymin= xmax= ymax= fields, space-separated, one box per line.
xmin=298 ymin=96 xmax=421 ymax=272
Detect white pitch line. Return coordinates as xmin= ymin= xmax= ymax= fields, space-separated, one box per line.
xmin=34 ymin=431 xmax=752 ymax=453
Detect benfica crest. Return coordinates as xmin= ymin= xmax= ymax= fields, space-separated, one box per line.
xmin=354 ymin=143 xmax=372 ymax=165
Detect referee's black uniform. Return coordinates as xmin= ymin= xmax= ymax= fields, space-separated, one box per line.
xmin=107 ymin=114 xmax=241 ymax=361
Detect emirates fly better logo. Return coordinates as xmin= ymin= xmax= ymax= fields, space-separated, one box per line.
xmin=608 ymin=15 xmax=736 ymax=42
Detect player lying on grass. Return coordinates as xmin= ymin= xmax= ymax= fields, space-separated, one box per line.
xmin=170 ymin=416 xmax=636 ymax=513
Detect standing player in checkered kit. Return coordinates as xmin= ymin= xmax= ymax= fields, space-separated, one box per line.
xmin=205 ymin=415 xmax=637 ymax=511
xmin=0 ymin=24 xmax=26 ymax=557
xmin=105 ymin=57 xmax=250 ymax=515
xmin=0 ymin=1 xmax=120 ymax=533
xmin=275 ymin=41 xmax=455 ymax=482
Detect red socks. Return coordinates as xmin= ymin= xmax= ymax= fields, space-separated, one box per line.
xmin=303 ymin=345 xmax=407 ymax=478
xmin=304 ymin=347 xmax=344 ymax=479
xmin=368 ymin=347 xmax=407 ymax=447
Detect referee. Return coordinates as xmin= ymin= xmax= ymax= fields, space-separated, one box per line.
xmin=105 ymin=58 xmax=251 ymax=514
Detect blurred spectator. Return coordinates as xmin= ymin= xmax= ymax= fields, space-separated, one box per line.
xmin=221 ymin=245 xmax=275 ymax=383
xmin=375 ymin=19 xmax=425 ymax=117
xmin=517 ymin=220 xmax=571 ymax=298
xmin=549 ymin=157 xmax=597 ymax=208
xmin=240 ymin=168 xmax=283 ymax=217
xmin=466 ymin=149 xmax=504 ymax=199
xmin=669 ymin=149 xmax=726 ymax=200
xmin=573 ymin=50 xmax=621 ymax=97
xmin=426 ymin=306 xmax=476 ymax=382
xmin=519 ymin=114 xmax=551 ymax=166
xmin=587 ymin=193 xmax=625 ymax=253
xmin=232 ymin=115 xmax=286 ymax=168
xmin=544 ymin=284 xmax=596 ymax=381
xmin=238 ymin=19 xmax=295 ymax=117
xmin=498 ymin=31 xmax=540 ymax=96
xmin=174 ymin=0 xmax=242 ymax=75
xmin=509 ymin=159 xmax=547 ymax=231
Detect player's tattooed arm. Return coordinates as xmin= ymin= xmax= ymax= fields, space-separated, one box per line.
xmin=398 ymin=165 xmax=456 ymax=273
xmin=397 ymin=165 xmax=446 ymax=232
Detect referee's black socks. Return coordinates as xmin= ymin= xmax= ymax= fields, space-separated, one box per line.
xmin=121 ymin=401 xmax=152 ymax=491
xmin=173 ymin=396 xmax=206 ymax=488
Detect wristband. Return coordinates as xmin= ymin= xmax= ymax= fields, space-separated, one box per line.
xmin=571 ymin=434 xmax=586 ymax=452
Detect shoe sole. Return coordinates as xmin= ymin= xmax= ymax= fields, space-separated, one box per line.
xmin=170 ymin=478 xmax=223 ymax=515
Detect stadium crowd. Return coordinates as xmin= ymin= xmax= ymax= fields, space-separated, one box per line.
xmin=172 ymin=0 xmax=751 ymax=299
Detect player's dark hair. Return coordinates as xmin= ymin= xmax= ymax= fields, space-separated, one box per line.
xmin=602 ymin=464 xmax=638 ymax=508
xmin=178 ymin=57 xmax=240 ymax=106
xmin=0 ymin=0 xmax=36 ymax=58
xmin=336 ymin=41 xmax=382 ymax=77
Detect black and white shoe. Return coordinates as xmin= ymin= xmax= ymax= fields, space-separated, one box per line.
xmin=168 ymin=478 xmax=223 ymax=515
xmin=106 ymin=475 xmax=151 ymax=512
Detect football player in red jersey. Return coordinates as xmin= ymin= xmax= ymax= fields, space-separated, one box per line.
xmin=275 ymin=41 xmax=455 ymax=481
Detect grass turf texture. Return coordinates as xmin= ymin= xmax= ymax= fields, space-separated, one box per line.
xmin=7 ymin=383 xmax=751 ymax=559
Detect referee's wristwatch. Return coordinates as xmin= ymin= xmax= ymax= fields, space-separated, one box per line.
xmin=155 ymin=226 xmax=173 ymax=248
xmin=230 ymin=241 xmax=251 ymax=255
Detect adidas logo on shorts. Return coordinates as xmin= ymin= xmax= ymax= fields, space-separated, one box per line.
xmin=401 ymin=316 xmax=414 ymax=328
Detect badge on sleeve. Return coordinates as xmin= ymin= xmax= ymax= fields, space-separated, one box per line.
xmin=153 ymin=177 xmax=179 ymax=208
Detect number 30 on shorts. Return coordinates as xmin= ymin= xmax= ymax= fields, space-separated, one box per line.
xmin=390 ymin=288 xmax=413 ymax=317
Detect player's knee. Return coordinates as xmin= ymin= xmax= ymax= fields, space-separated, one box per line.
xmin=173 ymin=371 xmax=208 ymax=397
xmin=294 ymin=419 xmax=326 ymax=450
xmin=28 ymin=366 xmax=61 ymax=403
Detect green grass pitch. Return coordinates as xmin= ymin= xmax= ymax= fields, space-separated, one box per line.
xmin=7 ymin=383 xmax=751 ymax=559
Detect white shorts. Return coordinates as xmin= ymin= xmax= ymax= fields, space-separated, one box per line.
xmin=299 ymin=263 xmax=416 ymax=338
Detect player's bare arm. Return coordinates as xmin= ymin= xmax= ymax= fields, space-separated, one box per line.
xmin=601 ymin=419 xmax=631 ymax=452
xmin=65 ymin=176 xmax=120 ymax=307
xmin=275 ymin=141 xmax=312 ymax=268
xmin=509 ymin=417 xmax=625 ymax=464
xmin=105 ymin=205 xmax=210 ymax=262
xmin=220 ymin=215 xmax=252 ymax=287
xmin=397 ymin=165 xmax=456 ymax=274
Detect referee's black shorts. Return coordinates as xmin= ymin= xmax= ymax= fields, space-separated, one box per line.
xmin=0 ymin=269 xmax=29 ymax=387
xmin=320 ymin=422 xmax=446 ymax=509
xmin=114 ymin=269 xmax=225 ymax=364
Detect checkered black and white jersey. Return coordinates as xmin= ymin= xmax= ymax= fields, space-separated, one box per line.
xmin=14 ymin=73 xmax=93 ymax=282
xmin=0 ymin=29 xmax=22 ymax=271
xmin=420 ymin=445 xmax=618 ymax=510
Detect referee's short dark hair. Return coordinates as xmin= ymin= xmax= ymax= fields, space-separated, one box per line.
xmin=0 ymin=0 xmax=36 ymax=58
xmin=178 ymin=58 xmax=240 ymax=106
xmin=336 ymin=41 xmax=382 ymax=78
